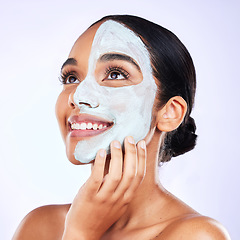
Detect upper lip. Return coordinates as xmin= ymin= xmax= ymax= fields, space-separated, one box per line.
xmin=68 ymin=114 xmax=114 ymax=126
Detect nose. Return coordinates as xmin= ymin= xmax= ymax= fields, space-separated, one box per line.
xmin=68 ymin=88 xmax=99 ymax=109
xmin=73 ymin=80 xmax=100 ymax=109
xmin=77 ymin=101 xmax=99 ymax=108
xmin=68 ymin=89 xmax=76 ymax=109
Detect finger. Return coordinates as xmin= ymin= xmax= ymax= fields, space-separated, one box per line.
xmin=113 ymin=136 xmax=137 ymax=198
xmin=86 ymin=149 xmax=106 ymax=194
xmin=97 ymin=140 xmax=123 ymax=196
xmin=123 ymin=140 xmax=146 ymax=202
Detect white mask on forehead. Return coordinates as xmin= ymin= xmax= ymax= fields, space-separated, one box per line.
xmin=73 ymin=20 xmax=157 ymax=163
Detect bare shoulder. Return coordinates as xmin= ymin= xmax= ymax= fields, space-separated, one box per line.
xmin=13 ymin=204 xmax=70 ymax=240
xmin=155 ymin=214 xmax=231 ymax=240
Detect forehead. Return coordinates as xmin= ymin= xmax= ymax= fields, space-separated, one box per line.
xmin=69 ymin=20 xmax=150 ymax=69
xmin=89 ymin=20 xmax=149 ymax=68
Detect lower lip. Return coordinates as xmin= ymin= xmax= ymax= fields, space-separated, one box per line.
xmin=68 ymin=126 xmax=112 ymax=138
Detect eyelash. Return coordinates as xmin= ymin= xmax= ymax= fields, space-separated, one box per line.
xmin=59 ymin=71 xmax=79 ymax=84
xmin=59 ymin=66 xmax=130 ymax=84
xmin=105 ymin=66 xmax=130 ymax=80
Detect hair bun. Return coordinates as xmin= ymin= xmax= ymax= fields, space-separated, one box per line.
xmin=161 ymin=116 xmax=197 ymax=162
xmin=171 ymin=116 xmax=197 ymax=157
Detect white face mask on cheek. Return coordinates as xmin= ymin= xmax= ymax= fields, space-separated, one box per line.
xmin=73 ymin=20 xmax=157 ymax=163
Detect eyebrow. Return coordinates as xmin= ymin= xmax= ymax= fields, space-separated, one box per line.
xmin=99 ymin=53 xmax=141 ymax=72
xmin=61 ymin=58 xmax=77 ymax=70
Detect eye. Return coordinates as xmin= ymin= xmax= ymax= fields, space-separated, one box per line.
xmin=105 ymin=66 xmax=129 ymax=81
xmin=66 ymin=75 xmax=79 ymax=84
xmin=59 ymin=71 xmax=80 ymax=84
xmin=107 ymin=71 xmax=125 ymax=80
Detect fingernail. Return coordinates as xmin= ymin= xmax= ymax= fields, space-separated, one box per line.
xmin=113 ymin=141 xmax=121 ymax=149
xmin=99 ymin=149 xmax=105 ymax=157
xmin=140 ymin=140 xmax=146 ymax=149
xmin=127 ymin=136 xmax=135 ymax=144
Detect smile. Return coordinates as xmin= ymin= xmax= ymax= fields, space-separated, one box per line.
xmin=68 ymin=114 xmax=114 ymax=138
xmin=71 ymin=122 xmax=107 ymax=130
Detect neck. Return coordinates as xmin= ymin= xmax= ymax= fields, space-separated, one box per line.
xmin=109 ymin=132 xmax=168 ymax=230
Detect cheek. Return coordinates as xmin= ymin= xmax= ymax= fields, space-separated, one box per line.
xmin=106 ymin=87 xmax=144 ymax=118
xmin=108 ymin=95 xmax=127 ymax=113
xmin=55 ymin=91 xmax=69 ymax=139
xmin=55 ymin=92 xmax=65 ymax=121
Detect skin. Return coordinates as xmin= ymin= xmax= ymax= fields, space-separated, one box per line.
xmin=13 ymin=21 xmax=231 ymax=240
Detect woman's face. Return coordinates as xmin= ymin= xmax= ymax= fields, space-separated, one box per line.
xmin=56 ymin=20 xmax=157 ymax=164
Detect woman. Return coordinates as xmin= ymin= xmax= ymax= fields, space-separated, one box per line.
xmin=13 ymin=15 xmax=230 ymax=239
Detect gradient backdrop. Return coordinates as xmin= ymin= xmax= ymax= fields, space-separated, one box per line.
xmin=0 ymin=0 xmax=239 ymax=239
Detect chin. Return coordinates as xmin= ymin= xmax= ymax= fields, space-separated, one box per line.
xmin=66 ymin=151 xmax=93 ymax=165
xmin=66 ymin=142 xmax=96 ymax=165
xmin=65 ymin=142 xmax=84 ymax=165
xmin=66 ymin=142 xmax=97 ymax=165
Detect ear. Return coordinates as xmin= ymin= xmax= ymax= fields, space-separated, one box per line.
xmin=156 ymin=96 xmax=187 ymax=132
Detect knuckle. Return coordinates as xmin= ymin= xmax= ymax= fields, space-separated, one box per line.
xmin=137 ymin=171 xmax=145 ymax=179
xmin=114 ymin=151 xmax=123 ymax=159
xmin=112 ymin=149 xmax=121 ymax=157
xmin=126 ymin=172 xmax=135 ymax=181
xmin=112 ymin=178 xmax=120 ymax=184
xmin=97 ymin=195 xmax=108 ymax=204
xmin=128 ymin=147 xmax=137 ymax=155
xmin=123 ymin=193 xmax=133 ymax=204
xmin=136 ymin=172 xmax=144 ymax=181
xmin=138 ymin=149 xmax=146 ymax=158
xmin=91 ymin=177 xmax=101 ymax=185
xmin=110 ymin=194 xmax=118 ymax=204
xmin=110 ymin=174 xmax=122 ymax=183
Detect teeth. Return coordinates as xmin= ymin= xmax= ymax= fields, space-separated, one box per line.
xmin=71 ymin=122 xmax=108 ymax=130
xmin=80 ymin=123 xmax=87 ymax=130
xmin=87 ymin=122 xmax=93 ymax=129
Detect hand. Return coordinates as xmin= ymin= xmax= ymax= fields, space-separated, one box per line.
xmin=62 ymin=136 xmax=146 ymax=240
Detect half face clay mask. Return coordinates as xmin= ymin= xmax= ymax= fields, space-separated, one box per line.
xmin=73 ymin=20 xmax=157 ymax=163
